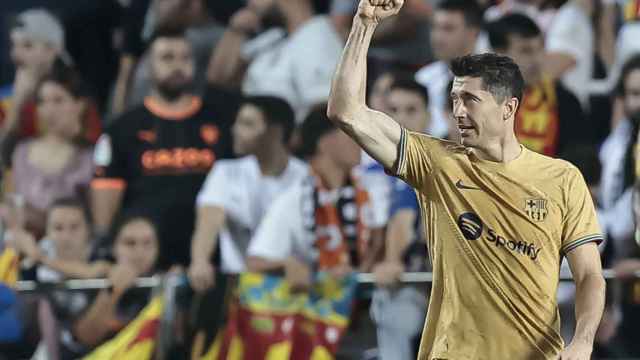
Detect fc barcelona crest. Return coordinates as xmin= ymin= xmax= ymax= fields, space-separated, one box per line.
xmin=525 ymin=199 xmax=547 ymax=222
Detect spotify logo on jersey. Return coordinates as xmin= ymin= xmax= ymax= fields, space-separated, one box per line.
xmin=458 ymin=212 xmax=483 ymax=240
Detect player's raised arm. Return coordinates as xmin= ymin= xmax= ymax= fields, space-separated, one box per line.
xmin=327 ymin=0 xmax=404 ymax=170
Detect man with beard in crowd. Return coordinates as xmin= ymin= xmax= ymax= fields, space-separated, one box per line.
xmin=91 ymin=27 xmax=233 ymax=270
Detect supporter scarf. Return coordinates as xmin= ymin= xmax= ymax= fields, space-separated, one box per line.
xmin=624 ymin=0 xmax=640 ymax=21
xmin=300 ymin=172 xmax=370 ymax=270
xmin=515 ymin=78 xmax=560 ymax=157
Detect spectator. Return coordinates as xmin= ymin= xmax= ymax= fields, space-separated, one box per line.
xmin=48 ymin=216 xmax=158 ymax=359
xmin=607 ymin=181 xmax=640 ymax=357
xmin=368 ymin=70 xmax=397 ymax=114
xmin=544 ymin=0 xmax=596 ymax=108
xmin=358 ymin=72 xmax=430 ymax=226
xmin=11 ymin=68 xmax=94 ymax=237
xmin=370 ymin=76 xmax=431 ymax=360
xmin=415 ymin=0 xmax=483 ymax=137
xmin=386 ymin=75 xmax=431 ymax=135
xmin=488 ymin=13 xmax=590 ymax=157
xmin=112 ymin=0 xmax=225 ymax=116
xmin=91 ymin=27 xmax=233 ymax=270
xmin=189 ymin=96 xmax=308 ymax=290
xmin=598 ymin=55 xmax=640 ymax=251
xmin=0 ymin=9 xmax=101 ymax=163
xmin=11 ymin=198 xmax=107 ymax=282
xmin=207 ymin=0 xmax=344 ymax=121
xmin=246 ymin=106 xmax=377 ymax=287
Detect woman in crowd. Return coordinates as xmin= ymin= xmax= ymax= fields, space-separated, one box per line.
xmin=13 ymin=213 xmax=159 ymax=359
xmin=11 ymin=67 xmax=95 ymax=238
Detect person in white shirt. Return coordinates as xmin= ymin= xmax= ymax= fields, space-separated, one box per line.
xmin=188 ymin=96 xmax=307 ymax=292
xmin=246 ymin=106 xmax=379 ymax=288
xmin=544 ymin=0 xmax=595 ymax=108
xmin=414 ymin=0 xmax=483 ymax=137
xmin=598 ymin=55 xmax=640 ymax=247
xmin=207 ymin=0 xmax=343 ymax=122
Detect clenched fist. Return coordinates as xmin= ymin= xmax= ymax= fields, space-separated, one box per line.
xmin=357 ymin=0 xmax=405 ymax=23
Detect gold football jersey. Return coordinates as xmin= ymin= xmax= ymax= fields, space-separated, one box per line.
xmin=394 ymin=129 xmax=603 ymax=360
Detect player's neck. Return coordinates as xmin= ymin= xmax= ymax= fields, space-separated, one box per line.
xmin=310 ymin=156 xmax=349 ymax=190
xmin=474 ymin=134 xmax=522 ymax=163
xmin=150 ymin=91 xmax=194 ymax=110
xmin=256 ymin=142 xmax=290 ymax=177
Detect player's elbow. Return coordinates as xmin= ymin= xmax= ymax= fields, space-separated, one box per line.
xmin=326 ymin=98 xmax=362 ymax=127
xmin=326 ymin=99 xmax=346 ymax=124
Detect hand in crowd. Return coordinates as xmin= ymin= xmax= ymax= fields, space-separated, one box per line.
xmin=188 ymin=260 xmax=215 ymax=293
xmin=612 ymin=258 xmax=640 ymax=279
xmin=372 ymin=260 xmax=404 ymax=287
xmin=230 ymin=0 xmax=273 ymax=34
xmin=108 ymin=264 xmax=140 ymax=298
xmin=284 ymin=257 xmax=312 ymax=291
xmin=357 ymin=0 xmax=406 ymax=23
xmin=328 ymin=263 xmax=353 ymax=281
xmin=8 ymin=228 xmax=41 ymax=263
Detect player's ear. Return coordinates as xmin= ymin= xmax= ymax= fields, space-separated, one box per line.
xmin=503 ymin=96 xmax=518 ymax=121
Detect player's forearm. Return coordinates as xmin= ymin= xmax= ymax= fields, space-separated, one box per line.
xmin=327 ymin=17 xmax=377 ymax=122
xmin=572 ymin=273 xmax=606 ymax=345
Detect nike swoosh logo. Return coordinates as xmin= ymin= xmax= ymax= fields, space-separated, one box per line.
xmin=456 ymin=180 xmax=481 ymax=191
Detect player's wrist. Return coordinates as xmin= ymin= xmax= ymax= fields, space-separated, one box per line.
xmin=354 ymin=14 xmax=379 ymax=27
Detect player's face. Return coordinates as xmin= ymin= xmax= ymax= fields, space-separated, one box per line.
xmin=150 ymin=37 xmax=195 ymax=100
xmin=451 ymin=76 xmax=508 ymax=148
xmin=232 ymin=104 xmax=268 ymax=156
xmin=47 ymin=207 xmax=89 ymax=261
xmin=37 ymin=81 xmax=84 ymax=140
xmin=10 ymin=31 xmax=56 ymax=69
xmin=323 ymin=129 xmax=361 ymax=171
xmin=623 ymin=69 xmax=640 ymax=124
xmin=431 ymin=11 xmax=475 ymax=61
xmin=387 ymin=88 xmax=430 ymax=133
xmin=369 ymin=72 xmax=394 ymax=113
xmin=114 ymin=220 xmax=159 ymax=276
xmin=504 ymin=35 xmax=544 ymax=86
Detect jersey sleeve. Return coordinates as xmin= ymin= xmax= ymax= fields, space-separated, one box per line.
xmin=561 ymin=167 xmax=604 ymax=255
xmin=392 ymin=127 xmax=446 ymax=189
xmin=196 ymin=161 xmax=230 ymax=208
xmin=247 ymin=186 xmax=304 ymax=261
xmin=91 ymin=129 xmax=127 ymax=192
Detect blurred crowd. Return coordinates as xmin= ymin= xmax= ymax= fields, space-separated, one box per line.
xmin=0 ymin=0 xmax=639 ymax=359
